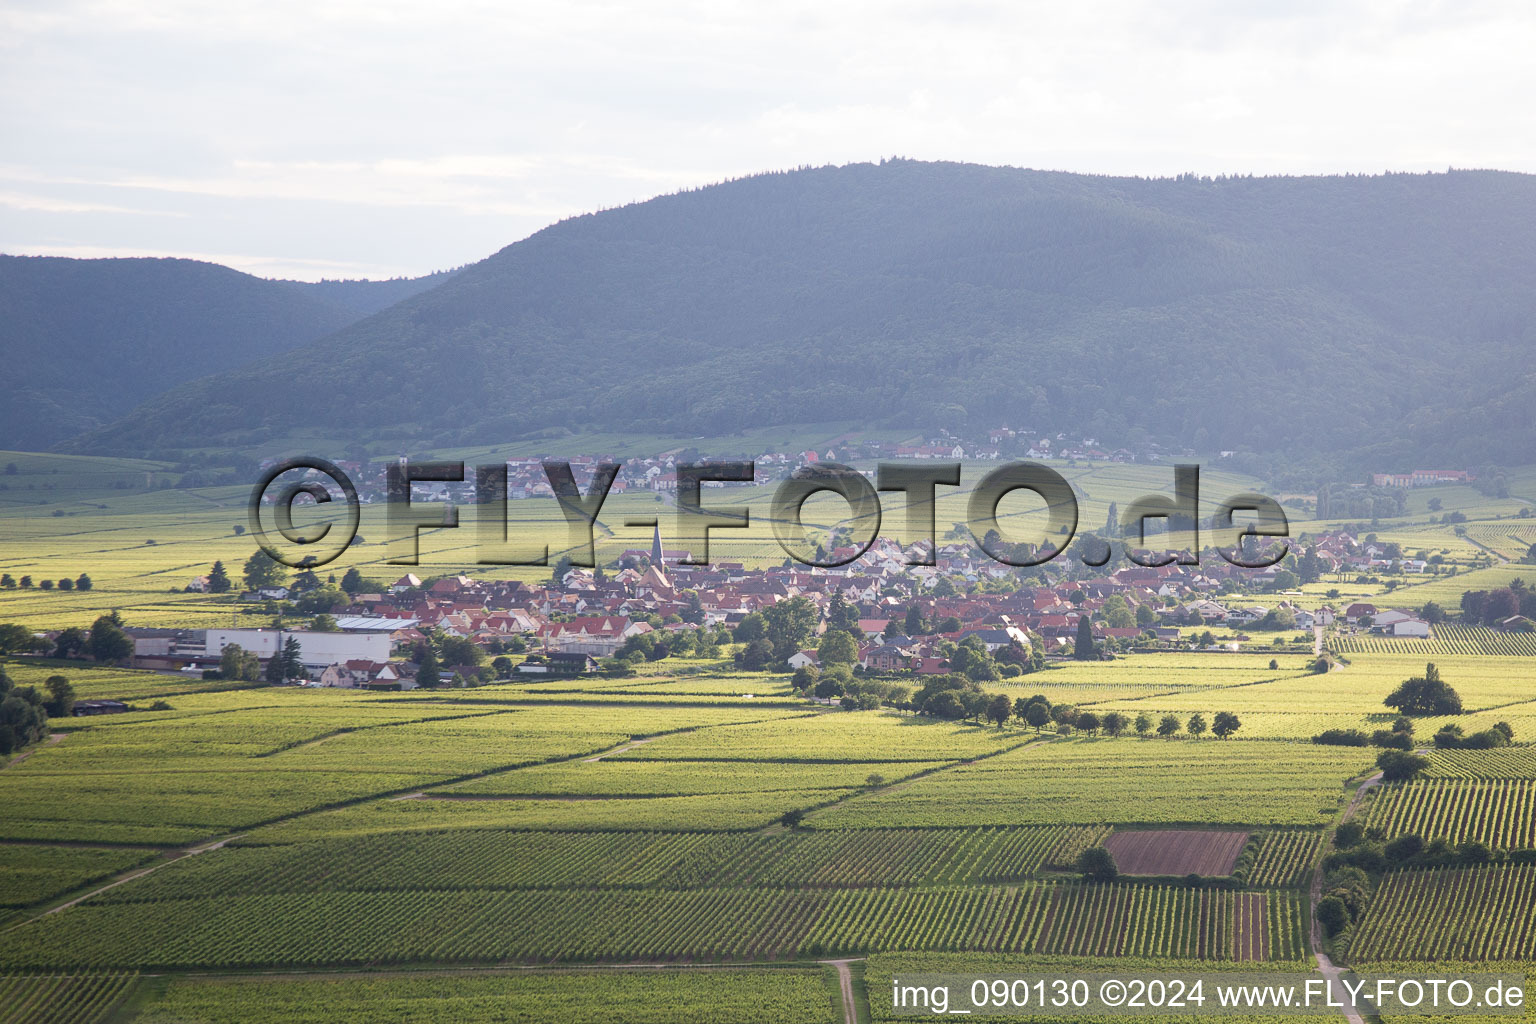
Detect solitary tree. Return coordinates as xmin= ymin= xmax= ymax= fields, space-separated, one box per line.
xmin=1187 ymin=712 xmax=1208 ymax=739
xmin=340 ymin=567 xmax=365 ymax=595
xmin=817 ymin=629 xmax=858 ymax=667
xmin=1157 ymin=714 xmax=1182 ymax=739
xmin=1134 ymin=712 xmax=1153 ymax=737
xmin=986 ymin=694 xmax=1012 ymax=728
xmin=207 ymin=561 xmax=231 ymax=594
xmin=74 ymin=573 xmax=92 ymax=592
xmin=1377 ymin=749 xmax=1431 ymax=782
xmin=1102 ymin=711 xmax=1127 ymax=737
xmin=1384 ymin=663 xmax=1462 ymax=716
xmin=1076 ymin=846 xmax=1119 ymax=883
xmin=1212 ymin=711 xmax=1241 ymax=739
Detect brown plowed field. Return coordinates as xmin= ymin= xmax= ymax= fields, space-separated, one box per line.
xmin=1104 ymin=829 xmax=1249 ymax=876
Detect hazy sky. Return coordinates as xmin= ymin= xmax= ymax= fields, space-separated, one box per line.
xmin=4 ymin=0 xmax=1535 ymax=280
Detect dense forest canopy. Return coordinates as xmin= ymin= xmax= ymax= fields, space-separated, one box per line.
xmin=53 ymin=161 xmax=1536 ymax=467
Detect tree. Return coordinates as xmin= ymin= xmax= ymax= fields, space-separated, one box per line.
xmin=0 ymin=575 xmax=12 ymax=588
xmin=904 ymin=605 xmax=927 ymax=635
xmin=437 ymin=635 xmax=484 ymax=668
xmin=1212 ymin=711 xmax=1241 ymax=739
xmin=219 ymin=643 xmax=259 ymax=681
xmin=1377 ymin=749 xmax=1431 ymax=782
xmin=734 ymin=638 xmax=773 ymax=671
xmin=0 ymin=690 xmax=49 ymax=757
xmin=1384 ymin=662 xmax=1462 ymax=716
xmin=340 ymin=567 xmax=365 ymax=595
xmin=763 ymin=597 xmax=818 ymax=662
xmin=1024 ymin=701 xmax=1052 ymax=733
xmin=243 ymin=550 xmax=286 ymax=590
xmin=1072 ymin=616 xmax=1096 ymax=660
xmin=43 ymin=675 xmax=75 ymax=717
xmin=1157 ymin=714 xmax=1181 ymax=739
xmin=1187 ymin=712 xmax=1207 ymax=739
xmin=74 ymin=573 xmax=92 ymax=592
xmin=1077 ymin=710 xmax=1101 ymax=734
xmin=52 ymin=627 xmax=87 ymax=660
xmin=985 ymin=694 xmax=1012 ymax=728
xmin=86 ymin=615 xmax=132 ymax=663
xmin=1135 ymin=603 xmax=1157 ymax=627
xmin=733 ymin=613 xmax=767 ymax=645
xmin=1103 ymin=595 xmax=1135 ymax=629
xmin=1102 ymin=711 xmax=1127 ymax=737
xmin=1134 ymin=712 xmax=1153 ymax=737
xmin=416 ymin=648 xmax=442 ymax=688
xmin=57 ymin=577 xmax=73 ymax=591
xmin=817 ymin=629 xmax=858 ymax=667
xmin=1316 ymin=896 xmax=1349 ymax=937
xmin=1076 ymin=846 xmax=1118 ymax=883
xmin=207 ymin=561 xmax=232 ymax=594
xmin=310 ymin=613 xmax=339 ymax=632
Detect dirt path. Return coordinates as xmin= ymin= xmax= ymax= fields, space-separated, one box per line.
xmin=2 ymin=732 xmax=64 ymax=770
xmin=582 ymin=736 xmax=657 ymax=761
xmin=822 ymin=957 xmax=861 ymax=1024
xmin=1308 ymin=768 xmax=1384 ymax=1024
xmin=1313 ymin=625 xmax=1324 ymax=657
xmin=0 ymin=834 xmax=244 ymax=932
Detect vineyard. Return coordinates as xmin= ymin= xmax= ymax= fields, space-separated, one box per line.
xmin=130 ymin=970 xmax=839 ymax=1024
xmin=1242 ymin=831 xmax=1325 ymax=887
xmin=1462 ymin=523 xmax=1536 ymax=562
xmin=1329 ymin=623 xmax=1536 ymax=657
xmin=1366 ymin=779 xmax=1536 ymax=849
xmin=0 ymin=973 xmax=136 ymax=1024
xmin=99 ymin=827 xmax=1111 ymax=899
xmin=1350 ymin=864 xmax=1536 ymax=961
xmin=0 ymin=882 xmax=1308 ymax=969
xmin=1425 ymin=749 xmax=1536 ymax=779
xmin=1032 ymin=886 xmax=1305 ymax=961
xmin=0 ymin=845 xmax=155 ymax=909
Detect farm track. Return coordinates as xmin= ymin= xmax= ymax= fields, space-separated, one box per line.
xmin=822 ymin=957 xmax=861 ymax=1024
xmin=1309 ymin=768 xmax=1384 ymax=1024
xmin=1 ymin=731 xmax=63 ymax=770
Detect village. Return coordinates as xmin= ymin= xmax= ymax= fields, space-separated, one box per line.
xmin=102 ymin=519 xmax=1504 ymax=694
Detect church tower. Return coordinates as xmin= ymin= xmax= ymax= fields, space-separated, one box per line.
xmin=651 ymin=522 xmax=664 ymax=565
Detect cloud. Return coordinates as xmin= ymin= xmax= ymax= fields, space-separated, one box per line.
xmin=3 ymin=0 xmax=1535 ymax=279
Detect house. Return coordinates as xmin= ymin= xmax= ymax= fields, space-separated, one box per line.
xmin=787 ymin=649 xmax=820 ymax=671
xmin=1344 ymin=603 xmax=1378 ymax=624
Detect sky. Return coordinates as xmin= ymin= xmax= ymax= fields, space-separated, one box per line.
xmin=3 ymin=0 xmax=1535 ymax=280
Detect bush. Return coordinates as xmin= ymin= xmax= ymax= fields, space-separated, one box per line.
xmin=1370 ymin=729 xmax=1414 ymax=750
xmin=1384 ymin=833 xmax=1424 ymax=864
xmin=1313 ymin=729 xmax=1369 ymax=746
xmin=1076 ymin=846 xmax=1118 ymax=883
xmin=1316 ymin=896 xmax=1349 ymax=937
xmin=1377 ymin=750 xmax=1431 ymax=782
xmin=1335 ymin=822 xmax=1364 ymax=849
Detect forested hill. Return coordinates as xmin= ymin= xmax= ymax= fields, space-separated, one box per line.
xmin=73 ymin=162 xmax=1536 ymax=465
xmin=0 ymin=256 xmax=393 ymax=450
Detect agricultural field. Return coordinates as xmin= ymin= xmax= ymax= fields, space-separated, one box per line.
xmin=0 ymin=972 xmax=137 ymax=1024
xmin=125 ymin=969 xmax=840 ymax=1024
xmin=1242 ymin=831 xmax=1325 ymax=887
xmin=0 ymin=882 xmax=1307 ymax=970
xmin=810 ymin=738 xmax=1375 ymax=828
xmin=1365 ymin=779 xmax=1536 ymax=849
xmin=1330 ymin=623 xmax=1536 ymax=658
xmin=95 ymin=827 xmax=1110 ymax=897
xmin=0 ymin=844 xmax=157 ymax=910
xmin=1349 ymin=864 xmax=1536 ymax=962
xmin=1425 ymin=749 xmax=1536 ymax=779
xmin=1102 ymin=830 xmax=1249 ymax=876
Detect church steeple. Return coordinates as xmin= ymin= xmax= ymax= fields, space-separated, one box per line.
xmin=651 ymin=522 xmax=664 ymax=566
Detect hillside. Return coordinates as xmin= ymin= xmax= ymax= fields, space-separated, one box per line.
xmin=75 ymin=162 xmax=1536 ymax=466
xmin=282 ymin=269 xmax=461 ymax=316
xmin=0 ymin=256 xmax=380 ymax=450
